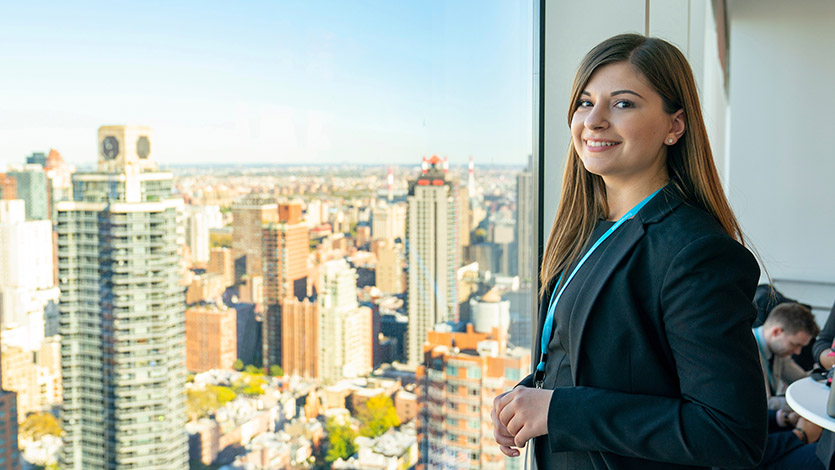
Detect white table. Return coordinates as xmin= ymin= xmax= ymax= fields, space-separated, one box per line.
xmin=786 ymin=377 xmax=835 ymax=432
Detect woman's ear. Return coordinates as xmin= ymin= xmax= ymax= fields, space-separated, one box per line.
xmin=668 ymin=109 xmax=686 ymax=142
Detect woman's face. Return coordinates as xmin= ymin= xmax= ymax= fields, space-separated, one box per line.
xmin=571 ymin=62 xmax=683 ymax=188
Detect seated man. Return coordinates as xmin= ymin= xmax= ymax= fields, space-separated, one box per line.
xmin=753 ymin=302 xmax=819 ymax=411
xmin=751 ymin=302 xmax=824 ymax=469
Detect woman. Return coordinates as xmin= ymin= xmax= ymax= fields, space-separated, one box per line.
xmin=491 ymin=34 xmax=766 ymax=469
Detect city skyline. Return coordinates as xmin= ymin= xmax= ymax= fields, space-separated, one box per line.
xmin=0 ymin=1 xmax=533 ymax=168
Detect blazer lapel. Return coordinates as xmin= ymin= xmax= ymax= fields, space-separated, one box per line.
xmin=566 ymin=185 xmax=682 ymax=385
xmin=567 ymin=220 xmax=645 ymax=385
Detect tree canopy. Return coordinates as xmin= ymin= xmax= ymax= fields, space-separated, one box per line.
xmin=269 ymin=364 xmax=284 ymax=377
xmin=20 ymin=412 xmax=62 ymax=440
xmin=187 ymin=385 xmax=237 ymax=420
xmin=325 ymin=418 xmax=357 ymax=463
xmin=357 ymin=394 xmax=401 ymax=438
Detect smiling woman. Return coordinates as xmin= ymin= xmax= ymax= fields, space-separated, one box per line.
xmin=571 ymin=62 xmax=683 ymax=212
xmin=491 ymin=33 xmax=767 ymax=470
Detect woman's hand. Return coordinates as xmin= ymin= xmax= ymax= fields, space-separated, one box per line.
xmin=491 ymin=390 xmax=521 ymax=457
xmin=497 ymin=387 xmax=553 ymax=448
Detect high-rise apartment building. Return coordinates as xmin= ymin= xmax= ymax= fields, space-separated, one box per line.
xmin=26 ymin=152 xmax=47 ymax=167
xmin=232 ymin=200 xmax=278 ymax=280
xmin=406 ymin=156 xmax=459 ymax=367
xmin=0 ymin=174 xmax=17 ymax=200
xmin=516 ymin=165 xmax=533 ymax=283
xmin=57 ymin=125 xmax=188 ymax=470
xmin=0 ymin=323 xmax=19 ymax=470
xmin=376 ymin=241 xmax=404 ymax=294
xmin=0 ymin=389 xmax=20 ymax=470
xmin=208 ymin=247 xmax=235 ymax=288
xmin=416 ymin=324 xmax=530 ymax=470
xmin=8 ymin=164 xmax=49 ymax=221
xmin=44 ymin=149 xmax=75 ymax=220
xmin=184 ymin=205 xmax=212 ymax=264
xmin=1 ymin=346 xmax=38 ymax=421
xmin=262 ymin=203 xmax=309 ymax=368
xmin=371 ymin=203 xmax=406 ymax=243
xmin=456 ymin=187 xmax=471 ymax=258
xmin=185 ymin=305 xmax=237 ymax=373
xmin=280 ymin=297 xmax=319 ymax=379
xmin=0 ymin=199 xmax=59 ymax=352
xmin=318 ymin=259 xmax=372 ymax=382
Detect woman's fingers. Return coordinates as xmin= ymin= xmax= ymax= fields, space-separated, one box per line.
xmin=492 ymin=390 xmax=522 ymax=457
xmin=499 ymin=444 xmax=521 ymax=457
xmin=498 ymin=388 xmax=553 ymax=447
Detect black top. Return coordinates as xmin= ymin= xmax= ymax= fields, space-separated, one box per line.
xmin=535 ymin=219 xmax=615 ymax=469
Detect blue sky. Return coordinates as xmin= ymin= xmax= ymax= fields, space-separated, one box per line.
xmin=0 ymin=1 xmax=532 ymax=168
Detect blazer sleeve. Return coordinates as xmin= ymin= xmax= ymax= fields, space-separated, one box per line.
xmin=544 ymin=234 xmax=766 ymax=468
xmin=812 ymin=301 xmax=835 ymax=367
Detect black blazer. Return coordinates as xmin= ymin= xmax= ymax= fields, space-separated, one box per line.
xmin=520 ymin=186 xmax=766 ymax=469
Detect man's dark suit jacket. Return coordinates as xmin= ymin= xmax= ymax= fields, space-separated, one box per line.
xmin=519 ymin=185 xmax=767 ymax=469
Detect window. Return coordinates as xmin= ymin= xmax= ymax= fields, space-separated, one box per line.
xmin=8 ymin=1 xmax=536 ymax=467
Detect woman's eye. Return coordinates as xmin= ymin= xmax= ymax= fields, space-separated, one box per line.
xmin=614 ymin=100 xmax=634 ymax=109
xmin=577 ymin=99 xmax=593 ymax=108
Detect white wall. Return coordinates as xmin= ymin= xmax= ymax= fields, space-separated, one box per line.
xmin=726 ymin=0 xmax=835 ymax=308
xmin=542 ymin=1 xmax=721 ymax=233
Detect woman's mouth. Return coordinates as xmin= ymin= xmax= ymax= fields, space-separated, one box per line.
xmin=585 ymin=139 xmax=621 ymax=151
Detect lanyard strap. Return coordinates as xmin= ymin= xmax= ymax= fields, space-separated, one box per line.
xmin=754 ymin=327 xmax=776 ymax=393
xmin=536 ymin=188 xmax=663 ymax=378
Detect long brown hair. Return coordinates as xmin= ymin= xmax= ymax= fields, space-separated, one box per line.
xmin=539 ymin=33 xmax=744 ymax=298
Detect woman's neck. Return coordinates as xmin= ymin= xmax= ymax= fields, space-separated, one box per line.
xmin=604 ymin=176 xmax=669 ymax=221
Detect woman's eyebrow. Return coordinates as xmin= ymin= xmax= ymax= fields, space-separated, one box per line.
xmin=612 ymin=89 xmax=645 ymax=99
xmin=581 ymin=89 xmax=645 ymax=100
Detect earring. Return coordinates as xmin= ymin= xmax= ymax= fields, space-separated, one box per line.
xmin=667 ymin=138 xmax=674 ymax=144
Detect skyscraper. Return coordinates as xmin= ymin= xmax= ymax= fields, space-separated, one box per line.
xmin=371 ymin=203 xmax=406 ymax=243
xmin=376 ymin=241 xmax=404 ymax=294
xmin=185 ymin=305 xmax=237 ymax=373
xmin=0 ymin=199 xmax=59 ymax=351
xmin=280 ymin=297 xmax=319 ymax=379
xmin=0 ymin=174 xmax=17 ymax=200
xmin=262 ymin=203 xmax=309 ymax=368
xmin=57 ymin=125 xmax=188 ymax=470
xmin=184 ymin=205 xmax=213 ymax=264
xmin=232 ymin=200 xmax=278 ymax=281
xmin=0 ymin=383 xmax=19 ymax=470
xmin=8 ymin=164 xmax=48 ymax=220
xmin=208 ymin=247 xmax=235 ymax=288
xmin=406 ymin=156 xmax=459 ymax=367
xmin=317 ymin=259 xmax=372 ymax=382
xmin=515 ymin=163 xmax=533 ymax=284
xmin=44 ymin=149 xmax=75 ymax=220
xmin=0 ymin=293 xmax=19 ymax=470
xmin=26 ymin=151 xmax=47 ymax=167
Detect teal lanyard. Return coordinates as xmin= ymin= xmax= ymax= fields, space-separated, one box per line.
xmin=754 ymin=327 xmax=776 ymax=393
xmin=536 ymin=188 xmax=663 ymax=379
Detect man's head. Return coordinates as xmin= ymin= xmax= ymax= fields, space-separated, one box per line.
xmin=762 ymin=302 xmax=819 ymax=357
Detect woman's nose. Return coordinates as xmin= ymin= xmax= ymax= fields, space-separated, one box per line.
xmin=585 ymin=103 xmax=609 ymax=130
